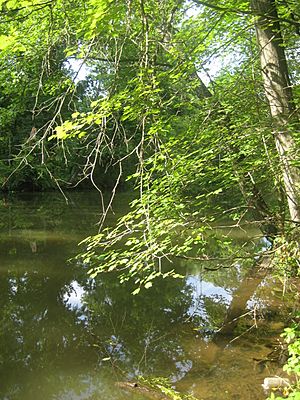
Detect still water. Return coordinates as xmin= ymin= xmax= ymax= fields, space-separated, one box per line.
xmin=0 ymin=191 xmax=297 ymax=400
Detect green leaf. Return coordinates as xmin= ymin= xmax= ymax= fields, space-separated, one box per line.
xmin=0 ymin=35 xmax=12 ymax=50
xmin=132 ymin=287 xmax=141 ymax=295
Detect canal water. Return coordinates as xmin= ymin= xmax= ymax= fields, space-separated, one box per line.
xmin=0 ymin=191 xmax=297 ymax=400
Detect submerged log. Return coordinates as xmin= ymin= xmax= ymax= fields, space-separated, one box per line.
xmin=115 ymin=381 xmax=170 ymax=400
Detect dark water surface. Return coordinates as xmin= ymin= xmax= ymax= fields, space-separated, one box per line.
xmin=0 ymin=192 xmax=298 ymax=400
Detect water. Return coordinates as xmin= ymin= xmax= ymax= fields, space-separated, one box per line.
xmin=0 ymin=191 xmax=297 ymax=400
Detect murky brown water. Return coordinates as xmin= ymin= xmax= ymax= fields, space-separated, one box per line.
xmin=0 ymin=191 xmax=297 ymax=400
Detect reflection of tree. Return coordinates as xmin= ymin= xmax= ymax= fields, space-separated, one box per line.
xmin=213 ymin=257 xmax=269 ymax=343
xmin=82 ymin=273 xmax=193 ymax=376
xmin=0 ymin=191 xmax=103 ymax=238
xmin=175 ymin=257 xmax=287 ymax=400
xmin=0 ymin=193 xmax=132 ymax=399
xmin=0 ymin=241 xmax=94 ymax=399
xmin=0 ymin=238 xmax=277 ymax=399
xmin=81 ymin=255 xmax=274 ymax=379
xmin=0 ymin=194 xmax=297 ymax=400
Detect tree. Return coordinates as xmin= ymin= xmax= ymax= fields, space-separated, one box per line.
xmin=0 ymin=0 xmax=100 ymax=191
xmin=251 ymin=0 xmax=300 ymax=222
xmin=78 ymin=0 xmax=300 ymax=288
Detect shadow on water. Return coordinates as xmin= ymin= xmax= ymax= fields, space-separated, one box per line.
xmin=0 ymin=192 xmax=298 ymax=400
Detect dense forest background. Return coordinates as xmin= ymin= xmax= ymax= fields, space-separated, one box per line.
xmin=0 ymin=0 xmax=298 ymax=195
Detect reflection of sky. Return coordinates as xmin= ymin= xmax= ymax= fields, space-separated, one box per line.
xmin=187 ymin=274 xmax=276 ymax=319
xmin=64 ymin=281 xmax=85 ymax=309
xmin=247 ymin=276 xmax=274 ymax=310
xmin=186 ymin=275 xmax=232 ymax=318
xmin=64 ymin=276 xmax=234 ymax=319
xmin=171 ymin=360 xmax=193 ymax=382
xmin=186 ymin=275 xmax=232 ymax=301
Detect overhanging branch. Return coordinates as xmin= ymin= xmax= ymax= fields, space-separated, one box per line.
xmin=192 ymin=0 xmax=300 ymax=31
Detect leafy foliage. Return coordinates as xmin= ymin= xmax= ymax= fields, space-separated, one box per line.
xmin=267 ymin=321 xmax=300 ymax=400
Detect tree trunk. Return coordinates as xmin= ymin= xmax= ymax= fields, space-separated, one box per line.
xmin=251 ymin=0 xmax=300 ymax=222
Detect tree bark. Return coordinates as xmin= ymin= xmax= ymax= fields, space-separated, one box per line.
xmin=251 ymin=0 xmax=300 ymax=222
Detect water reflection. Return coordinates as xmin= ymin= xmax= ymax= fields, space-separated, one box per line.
xmin=64 ymin=281 xmax=85 ymax=310
xmin=0 ymin=192 xmax=297 ymax=400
